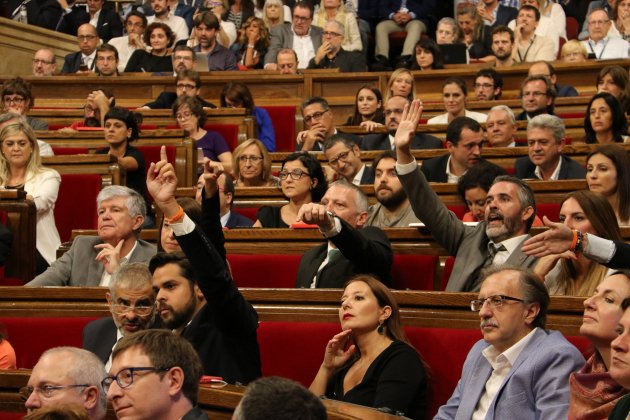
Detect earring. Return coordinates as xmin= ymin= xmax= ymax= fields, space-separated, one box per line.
xmin=377 ymin=321 xmax=384 ymax=335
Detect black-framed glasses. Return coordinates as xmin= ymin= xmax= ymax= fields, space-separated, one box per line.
xmin=328 ymin=150 xmax=351 ymax=166
xmin=323 ymin=31 xmax=342 ymax=37
xmin=470 ymin=295 xmax=525 ymax=312
xmin=238 ymin=155 xmax=263 ymax=163
xmin=3 ymin=96 xmax=25 ymax=105
xmin=32 ymin=59 xmax=54 ymax=65
xmin=111 ymin=303 xmax=154 ymax=316
xmin=303 ymin=110 xmax=328 ymax=125
xmin=101 ymin=367 xmax=170 ymax=392
xmin=20 ymin=384 xmax=90 ymax=400
xmin=278 ymin=169 xmax=310 ymax=180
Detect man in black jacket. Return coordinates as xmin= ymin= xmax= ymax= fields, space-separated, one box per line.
xmin=140 ymin=69 xmax=216 ymax=109
xmin=58 ymin=0 xmax=122 ymax=42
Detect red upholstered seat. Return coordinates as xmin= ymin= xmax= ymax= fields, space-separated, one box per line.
xmin=0 ymin=317 xmax=99 ymax=368
xmin=260 ymin=106 xmax=297 ymax=152
xmin=536 ymin=203 xmax=560 ymax=222
xmin=227 ymin=254 xmax=301 ymax=288
xmin=56 ymin=174 xmax=101 ymax=242
xmin=566 ymin=16 xmax=579 ymax=40
xmin=232 ymin=207 xmax=258 ymax=222
xmin=51 ymin=147 xmax=89 ymax=155
xmin=391 ymin=254 xmax=438 ymax=290
xmin=447 ymin=205 xmax=467 ymax=220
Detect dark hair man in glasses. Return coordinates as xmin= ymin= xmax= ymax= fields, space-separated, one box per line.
xmin=140 ymin=69 xmax=216 ymax=110
xmin=83 ymin=263 xmax=162 ymax=371
xmin=323 ymin=134 xmax=373 ymax=185
xmin=296 ymin=96 xmax=359 ymax=152
xmin=434 ymin=266 xmax=584 ymax=420
xmin=295 ymin=179 xmax=393 ymax=288
xmin=24 ymin=347 xmax=107 ymax=420
xmin=104 ymin=329 xmax=206 ymax=420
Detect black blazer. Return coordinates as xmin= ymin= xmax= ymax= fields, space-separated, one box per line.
xmin=295 ymin=220 xmax=393 ymax=288
xmin=58 ymin=6 xmax=122 ymax=42
xmin=361 ymin=133 xmax=442 ymax=151
xmin=359 ymin=165 xmax=374 ymax=185
xmin=143 ymin=92 xmax=216 ymax=109
xmin=61 ymin=51 xmax=95 ymax=74
xmin=609 ymin=241 xmax=630 ymax=270
xmin=82 ymin=317 xmax=118 ymax=363
xmin=493 ymin=5 xmax=518 ymax=27
xmin=7 ymin=0 xmax=61 ymax=30
xmin=421 ymin=155 xmax=501 ymax=183
xmin=514 ymin=155 xmax=586 ymax=180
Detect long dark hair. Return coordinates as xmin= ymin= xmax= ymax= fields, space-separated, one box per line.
xmin=584 ymin=92 xmax=628 ymax=143
xmin=411 ymin=38 xmax=444 ymax=70
xmin=587 ymin=144 xmax=630 ymax=223
xmin=348 ymin=84 xmax=384 ymax=126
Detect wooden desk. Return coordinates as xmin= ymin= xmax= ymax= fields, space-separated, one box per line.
xmin=0 ymin=190 xmax=36 ymax=283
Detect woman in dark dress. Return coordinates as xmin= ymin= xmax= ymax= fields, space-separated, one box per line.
xmin=253 ymin=152 xmax=327 ymax=228
xmin=310 ymin=275 xmax=428 ymax=420
xmin=124 ymin=22 xmax=174 ymax=73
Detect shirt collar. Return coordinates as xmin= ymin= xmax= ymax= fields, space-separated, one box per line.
xmin=352 ymin=164 xmax=366 ymax=186
xmin=534 ymin=155 xmax=562 ymax=180
xmin=490 ymin=233 xmax=529 ymax=254
xmin=482 ymin=327 xmax=539 ymax=369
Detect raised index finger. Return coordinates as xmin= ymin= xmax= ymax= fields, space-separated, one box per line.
xmin=160 ymin=145 xmax=168 ymax=163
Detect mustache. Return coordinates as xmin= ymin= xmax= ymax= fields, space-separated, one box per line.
xmin=487 ymin=211 xmax=504 ymax=221
xmin=480 ymin=319 xmax=498 ymax=328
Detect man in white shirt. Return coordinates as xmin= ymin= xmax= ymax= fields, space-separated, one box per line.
xmin=108 ymin=11 xmax=147 ymax=73
xmin=581 ymin=8 xmax=629 ymax=59
xmin=485 ymin=105 xmax=518 ymax=147
xmin=147 ymin=0 xmax=189 ymax=43
xmin=434 ymin=266 xmax=585 ymax=419
xmin=323 ymin=135 xmax=373 ymax=186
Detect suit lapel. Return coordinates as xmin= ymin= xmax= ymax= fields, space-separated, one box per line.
xmin=459 ymin=355 xmax=493 ymax=418
xmin=504 ymin=236 xmax=532 ymax=266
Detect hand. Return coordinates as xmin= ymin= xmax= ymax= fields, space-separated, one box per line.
xmin=89 ymin=90 xmax=110 ymax=113
xmin=297 ymin=126 xmax=326 ymax=151
xmin=246 ymin=26 xmax=260 ymax=44
xmin=128 ymin=32 xmax=145 ymax=49
xmin=477 ymin=4 xmax=491 ymax=22
xmin=359 ymin=120 xmax=383 ymax=132
xmin=399 ymin=12 xmax=411 ymax=24
xmin=94 ymin=240 xmax=123 ymax=275
xmin=297 ymin=202 xmax=335 ymax=231
xmin=201 ymin=159 xmax=224 ymax=198
xmin=394 ymin=99 xmax=423 ymax=153
xmin=321 ymin=330 xmax=356 ymax=371
xmin=533 ymin=252 xmax=577 ymax=280
xmin=146 ymin=146 xmax=179 ymax=214
xmin=315 ymin=41 xmax=331 ymax=63
xmin=521 ymin=216 xmax=574 ymax=257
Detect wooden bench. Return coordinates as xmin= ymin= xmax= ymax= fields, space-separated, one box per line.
xmin=0 ymin=191 xmax=36 ymax=285
xmin=42 ymin=154 xmax=124 ymax=187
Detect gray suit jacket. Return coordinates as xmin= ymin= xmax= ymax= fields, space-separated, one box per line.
xmin=265 ymin=22 xmax=323 ymax=66
xmin=27 ymin=235 xmax=156 ymax=286
xmin=434 ymin=329 xmax=585 ymax=420
xmin=399 ymin=165 xmax=537 ymax=292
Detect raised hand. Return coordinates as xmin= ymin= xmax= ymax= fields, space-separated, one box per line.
xmin=201 ymin=159 xmax=225 ymax=197
xmin=321 ymin=329 xmax=356 ymax=371
xmin=94 ymin=239 xmax=124 ymax=274
xmin=521 ymin=216 xmax=575 ymax=257
xmin=297 ymin=202 xmax=334 ymax=230
xmin=146 ymin=146 xmax=179 ymax=216
xmin=394 ymin=99 xmax=423 ymax=164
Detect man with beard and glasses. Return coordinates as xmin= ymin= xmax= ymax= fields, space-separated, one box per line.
xmin=147 ymin=149 xmax=260 ymax=384
xmin=191 ymin=11 xmax=237 ymax=71
xmin=361 ymin=96 xmax=441 ymax=151
xmin=366 ymin=150 xmax=420 ymax=228
xmin=491 ymin=25 xmax=515 ymax=67
xmin=434 ymin=266 xmax=584 ymax=419
xmin=83 ymin=263 xmax=162 ymax=371
xmin=323 ymin=135 xmax=373 ymax=185
xmin=395 ymin=100 xmax=538 ymax=292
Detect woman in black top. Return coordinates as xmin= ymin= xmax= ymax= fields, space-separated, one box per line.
xmin=254 ymin=152 xmax=327 ymax=228
xmin=310 ymin=275 xmax=428 ymax=420
xmin=584 ymin=92 xmax=628 ymax=144
xmin=125 ymin=22 xmax=174 ymax=73
xmin=344 ymin=84 xmax=385 ymax=131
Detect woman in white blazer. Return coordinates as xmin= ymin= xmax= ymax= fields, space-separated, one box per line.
xmin=0 ymin=120 xmax=60 ymax=274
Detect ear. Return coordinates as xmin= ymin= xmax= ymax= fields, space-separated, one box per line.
xmin=355 ymin=210 xmax=369 ymax=228
xmin=352 ymin=144 xmax=361 ymax=156
xmin=82 ymin=385 xmax=100 ymax=411
xmin=165 ymin=366 xmax=185 ymax=398
xmin=132 ymin=214 xmax=144 ymax=231
xmin=126 ymin=127 xmax=132 ymax=139
xmin=193 ymin=284 xmax=204 ymax=302
xmin=379 ymin=305 xmax=392 ymax=323
xmin=521 ymin=205 xmax=534 ymax=223
xmin=445 ymin=140 xmax=455 ymax=152
xmin=523 ymin=302 xmax=540 ymax=326
xmin=106 ymin=292 xmax=113 ymax=306
xmin=493 ymin=87 xmax=501 ymax=98
xmin=225 ymin=191 xmax=233 ymax=206
xmin=311 ymin=176 xmax=318 ymax=190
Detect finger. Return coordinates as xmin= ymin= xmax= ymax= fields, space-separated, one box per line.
xmin=160 ymin=145 xmax=168 ymax=163
xmin=115 ymin=239 xmax=124 ymax=252
xmin=400 ymin=101 xmax=410 ymax=122
xmin=93 ymin=243 xmax=113 ymax=251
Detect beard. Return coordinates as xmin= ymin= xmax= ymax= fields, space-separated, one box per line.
xmin=494 ymin=49 xmax=511 ymax=61
xmin=485 ymin=211 xmax=523 ymax=243
xmin=377 ymin=187 xmax=407 ymax=210
xmin=158 ymin=296 xmax=197 ymax=330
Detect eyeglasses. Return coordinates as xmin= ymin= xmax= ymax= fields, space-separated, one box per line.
xmin=3 ymin=96 xmax=25 ymax=105
xmin=293 ymin=15 xmax=311 ymax=22
xmin=176 ymin=111 xmax=193 ymax=121
xmin=238 ymin=155 xmax=263 ymax=163
xmin=474 ymin=83 xmax=494 ymax=89
xmin=176 ymin=83 xmax=197 ymax=91
xmin=32 ymin=59 xmax=54 ymax=65
xmin=589 ymin=19 xmax=610 ymax=26
xmin=303 ymin=110 xmax=328 ymax=125
xmin=101 ymin=367 xmax=170 ymax=392
xmin=111 ymin=303 xmax=154 ymax=316
xmin=278 ymin=169 xmax=310 ymax=180
xmin=328 ymin=150 xmax=351 ymax=166
xmin=77 ymin=35 xmax=98 ymax=41
xmin=522 ymin=91 xmax=546 ymax=98
xmin=323 ymin=31 xmax=342 ymax=37
xmin=20 ymin=384 xmax=90 ymax=400
xmin=470 ymin=295 xmax=525 ymax=311
xmin=173 ymin=55 xmax=193 ymax=61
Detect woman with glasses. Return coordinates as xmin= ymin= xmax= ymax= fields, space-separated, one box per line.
xmin=254 ymin=152 xmax=327 ymax=227
xmin=232 ymin=138 xmax=278 ymax=187
xmin=0 ymin=121 xmax=60 ymax=274
xmin=220 ymin=81 xmax=276 ymax=152
xmin=172 ymin=96 xmax=233 ymax=173
xmin=1 ymin=77 xmax=48 ymax=130
xmin=584 ymin=92 xmax=628 ymax=144
xmin=312 ymin=0 xmax=362 ymax=52
xmin=534 ymin=191 xmax=622 ymax=296
xmin=310 ymin=275 xmax=428 ymax=419
xmin=427 ymin=77 xmax=487 ymax=125
xmin=568 ymin=271 xmax=630 ymax=418
xmin=124 ymin=22 xmax=174 ymax=73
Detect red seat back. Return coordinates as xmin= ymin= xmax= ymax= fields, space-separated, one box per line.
xmin=447 ymin=205 xmax=468 ymax=220
xmin=51 ymin=147 xmax=89 ymax=155
xmin=227 ymin=254 xmax=301 ymax=288
xmin=260 ymin=106 xmax=297 ymax=152
xmin=566 ymin=16 xmax=579 ymax=40
xmin=56 ymin=174 xmax=101 ymax=242
xmin=536 ymin=203 xmax=560 ymax=222
xmin=233 ymin=207 xmax=258 ymax=222
xmin=392 ymin=254 xmax=438 ymax=290
xmin=204 ymin=124 xmax=238 ymax=151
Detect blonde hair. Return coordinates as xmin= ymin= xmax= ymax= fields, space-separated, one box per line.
xmin=385 ymin=68 xmax=416 ymax=103
xmin=263 ymin=0 xmax=284 ymax=28
xmin=232 ymin=138 xmax=273 ymax=185
xmin=0 ymin=121 xmax=43 ymax=187
xmin=561 ymin=40 xmax=588 ymax=61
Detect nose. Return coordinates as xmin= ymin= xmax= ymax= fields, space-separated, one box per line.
xmin=611 ymin=332 xmax=628 ymax=353
xmin=24 ymin=391 xmax=40 ymax=410
xmin=583 ymin=295 xmax=595 ymax=310
xmin=478 ymin=301 xmax=493 ymax=318
xmin=107 ymin=379 xmax=123 ymax=401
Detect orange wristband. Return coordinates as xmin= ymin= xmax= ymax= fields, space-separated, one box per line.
xmin=164 ymin=206 xmax=184 ymax=224
xmin=569 ymin=229 xmax=578 ymax=252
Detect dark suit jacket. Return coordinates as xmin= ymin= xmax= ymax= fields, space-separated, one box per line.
xmin=556 ymin=83 xmax=579 ymax=97
xmin=493 ymin=5 xmax=518 ymax=27
xmin=608 ymin=241 xmax=630 ymax=270
xmin=361 ymin=133 xmax=442 ymax=151
xmin=225 ymin=211 xmax=254 ymax=228
xmin=82 ymin=317 xmax=117 ymax=363
xmin=143 ymin=92 xmax=216 ymax=109
xmin=359 ymin=165 xmax=374 ymax=185
xmin=514 ymin=154 xmax=586 ymax=180
xmin=58 ymin=6 xmax=122 ymax=42
xmin=7 ymin=0 xmax=61 ymax=30
xmin=61 ymin=51 xmax=95 ymax=74
xmin=307 ymin=49 xmax=366 ymax=72
xmin=265 ymin=23 xmax=323 ymax=65
xmin=295 ymin=220 xmax=393 ymax=288
xmin=378 ymin=0 xmax=434 ymax=23
xmin=516 ymin=110 xmax=555 ymax=121
xmin=419 ymin=153 xmax=450 ymax=183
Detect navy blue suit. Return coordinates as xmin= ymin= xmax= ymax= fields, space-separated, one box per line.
xmin=58 ymin=6 xmax=123 ymax=42
xmin=514 ymin=155 xmax=586 ymax=180
xmin=225 ymin=211 xmax=254 ymax=228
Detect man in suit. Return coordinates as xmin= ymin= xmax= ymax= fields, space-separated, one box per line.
xmin=27 ymin=186 xmax=156 ymax=286
xmin=58 ymin=0 xmax=123 ymax=43
xmin=486 ymin=105 xmax=518 ymax=147
xmin=307 ymin=20 xmax=366 ymax=72
xmin=434 ymin=266 xmax=584 ymax=419
xmin=516 ymin=75 xmax=556 ymax=121
xmin=478 ymin=0 xmax=518 ymax=28
xmin=395 ymin=100 xmax=539 ymax=292
xmin=296 ymin=97 xmax=358 ymax=152
xmin=94 ymin=43 xmax=119 ymax=76
xmin=362 ymin=96 xmax=442 ymax=151
xmin=323 ymin=134 xmax=374 ymax=186
xmin=528 ymin=61 xmax=578 ymax=98
xmin=140 ymin=70 xmax=215 ymax=109
xmin=295 ymin=180 xmax=393 ymax=288
xmin=25 ymin=347 xmax=107 ymax=419
xmin=7 ymin=0 xmax=61 ymax=30
xmin=83 ymin=263 xmax=160 ymax=370
xmin=264 ymin=1 xmax=323 ymax=69
xmin=515 ymin=114 xmax=586 ymax=180
xmin=147 ymin=154 xmax=261 ymax=384
xmin=420 ymin=117 xmax=485 ymax=183
xmin=61 ymin=23 xmax=100 ymax=74
xmin=105 ymin=330 xmax=208 ymax=420
xmin=215 ymin=173 xmax=254 ymax=228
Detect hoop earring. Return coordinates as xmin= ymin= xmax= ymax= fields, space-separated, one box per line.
xmin=377 ymin=321 xmax=385 ymax=335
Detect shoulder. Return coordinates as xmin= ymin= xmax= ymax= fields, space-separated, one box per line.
xmin=85 ymin=316 xmax=115 ymax=332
